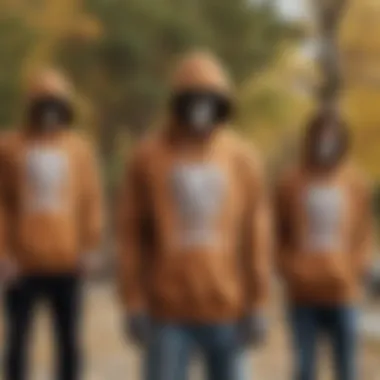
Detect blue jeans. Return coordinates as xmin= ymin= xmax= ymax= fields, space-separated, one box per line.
xmin=289 ymin=305 xmax=358 ymax=380
xmin=144 ymin=321 xmax=249 ymax=380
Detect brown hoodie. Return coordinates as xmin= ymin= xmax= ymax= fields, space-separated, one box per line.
xmin=0 ymin=69 xmax=103 ymax=273
xmin=275 ymin=127 xmax=373 ymax=305
xmin=0 ymin=197 xmax=6 ymax=261
xmin=117 ymin=52 xmax=272 ymax=322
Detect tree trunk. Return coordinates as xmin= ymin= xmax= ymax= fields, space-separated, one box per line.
xmin=313 ymin=0 xmax=348 ymax=109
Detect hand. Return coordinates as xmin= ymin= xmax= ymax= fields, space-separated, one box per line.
xmin=238 ymin=312 xmax=268 ymax=348
xmin=125 ymin=314 xmax=151 ymax=347
xmin=0 ymin=257 xmax=20 ymax=286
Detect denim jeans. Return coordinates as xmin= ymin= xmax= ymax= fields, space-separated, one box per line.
xmin=289 ymin=305 xmax=358 ymax=380
xmin=144 ymin=321 xmax=249 ymax=380
xmin=3 ymin=275 xmax=82 ymax=380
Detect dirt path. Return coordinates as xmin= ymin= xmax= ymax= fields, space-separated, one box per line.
xmin=1 ymin=283 xmax=379 ymax=380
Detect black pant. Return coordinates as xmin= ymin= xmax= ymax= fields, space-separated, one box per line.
xmin=3 ymin=274 xmax=82 ymax=380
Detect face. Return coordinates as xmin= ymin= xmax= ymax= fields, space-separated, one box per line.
xmin=27 ymin=95 xmax=74 ymax=132
xmin=170 ymin=89 xmax=232 ymax=136
xmin=309 ymin=123 xmax=345 ymax=168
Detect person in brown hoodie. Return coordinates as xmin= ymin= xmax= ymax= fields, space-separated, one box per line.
xmin=275 ymin=109 xmax=374 ymax=380
xmin=0 ymin=68 xmax=103 ymax=380
xmin=117 ymin=51 xmax=272 ymax=380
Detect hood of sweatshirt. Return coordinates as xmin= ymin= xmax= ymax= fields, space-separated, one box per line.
xmin=166 ymin=51 xmax=234 ymax=141
xmin=302 ymin=110 xmax=350 ymax=174
xmin=23 ymin=68 xmax=74 ymax=134
xmin=25 ymin=68 xmax=73 ymax=103
xmin=169 ymin=50 xmax=233 ymax=95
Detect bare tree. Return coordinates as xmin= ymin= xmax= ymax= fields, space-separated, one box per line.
xmin=312 ymin=0 xmax=348 ymax=108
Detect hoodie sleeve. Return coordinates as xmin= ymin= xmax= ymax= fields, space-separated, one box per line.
xmin=78 ymin=139 xmax=104 ymax=253
xmin=350 ymin=171 xmax=374 ymax=278
xmin=0 ymin=195 xmax=7 ymax=260
xmin=239 ymin=146 xmax=273 ymax=312
xmin=116 ymin=147 xmax=149 ymax=313
xmin=273 ymin=170 xmax=295 ymax=278
xmin=0 ymin=134 xmax=15 ymax=261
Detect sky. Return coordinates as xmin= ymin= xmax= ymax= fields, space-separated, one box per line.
xmin=276 ymin=0 xmax=308 ymax=20
xmin=276 ymin=0 xmax=318 ymax=60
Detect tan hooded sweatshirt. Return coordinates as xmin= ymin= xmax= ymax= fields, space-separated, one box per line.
xmin=275 ymin=131 xmax=373 ymax=305
xmin=117 ymin=52 xmax=272 ymax=322
xmin=0 ymin=69 xmax=103 ymax=273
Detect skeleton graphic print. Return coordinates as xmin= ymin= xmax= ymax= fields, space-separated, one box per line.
xmin=303 ymin=185 xmax=345 ymax=253
xmin=171 ymin=163 xmax=226 ymax=250
xmin=24 ymin=147 xmax=69 ymax=213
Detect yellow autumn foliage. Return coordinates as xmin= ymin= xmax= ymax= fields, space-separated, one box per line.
xmin=339 ymin=0 xmax=380 ymax=179
xmin=239 ymin=45 xmax=317 ymax=160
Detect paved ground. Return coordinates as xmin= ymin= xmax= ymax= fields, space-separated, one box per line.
xmin=1 ymin=282 xmax=379 ymax=380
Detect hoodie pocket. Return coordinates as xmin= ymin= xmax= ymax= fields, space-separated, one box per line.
xmin=288 ymin=253 xmax=353 ymax=292
xmin=18 ymin=214 xmax=77 ymax=260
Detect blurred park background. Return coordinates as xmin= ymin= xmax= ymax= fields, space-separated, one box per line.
xmin=2 ymin=0 xmax=380 ymax=200
xmin=3 ymin=0 xmax=380 ymax=194
xmin=1 ymin=0 xmax=380 ymax=378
